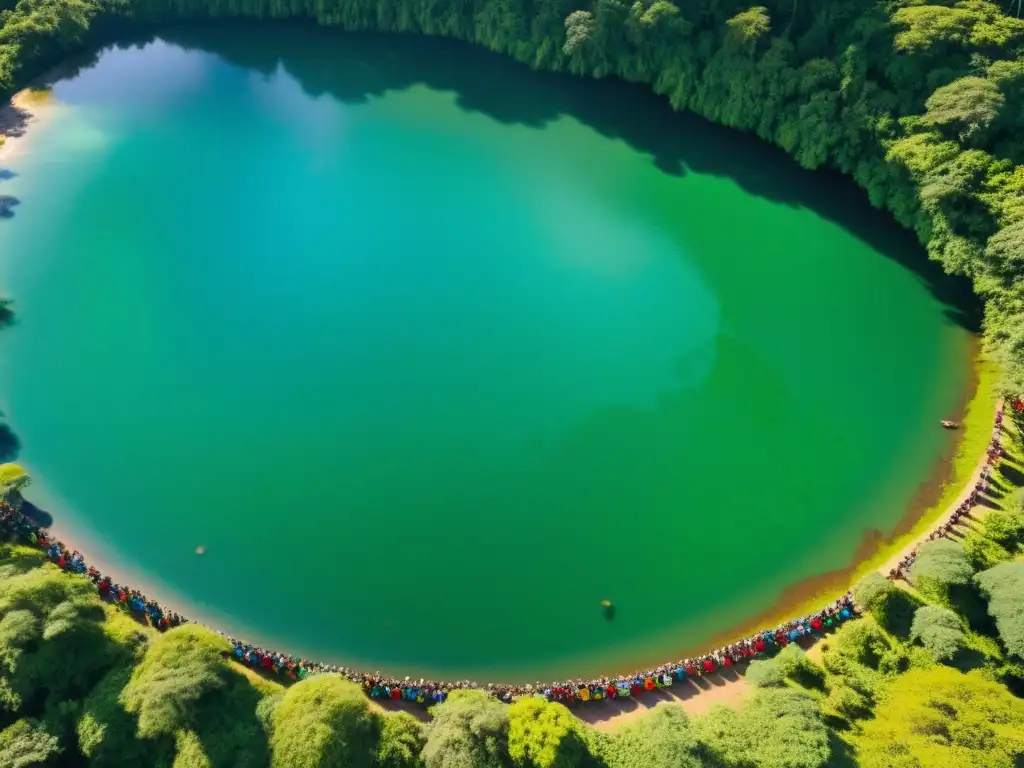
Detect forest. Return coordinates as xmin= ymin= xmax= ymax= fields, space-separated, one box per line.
xmin=0 ymin=491 xmax=1023 ymax=767
xmin=4 ymin=0 xmax=1024 ymax=764
xmin=4 ymin=0 xmax=1024 ymax=393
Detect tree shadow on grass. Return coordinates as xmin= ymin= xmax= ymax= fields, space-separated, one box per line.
xmin=825 ymin=730 xmax=859 ymax=768
xmin=193 ymin=668 xmax=272 ymax=768
xmin=948 ymin=583 xmax=995 ymax=635
xmin=872 ymin=589 xmax=924 ymax=640
xmin=998 ymin=462 xmax=1024 ymax=490
xmin=950 ymin=646 xmax=987 ymax=672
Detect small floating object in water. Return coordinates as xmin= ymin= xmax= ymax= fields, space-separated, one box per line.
xmin=940 ymin=420 xmax=959 ymax=429
xmin=195 ymin=545 xmax=206 ymax=556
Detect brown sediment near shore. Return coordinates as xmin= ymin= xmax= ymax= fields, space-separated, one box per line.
xmin=886 ymin=338 xmax=983 ymax=541
xmin=598 ymin=346 xmax=988 ymax=679
xmin=582 ymin=393 xmax=1003 ymax=731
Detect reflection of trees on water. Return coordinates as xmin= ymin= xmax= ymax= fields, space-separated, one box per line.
xmin=108 ymin=22 xmax=977 ymax=327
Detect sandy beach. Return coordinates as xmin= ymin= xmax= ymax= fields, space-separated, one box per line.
xmin=0 ymin=88 xmax=55 ymax=163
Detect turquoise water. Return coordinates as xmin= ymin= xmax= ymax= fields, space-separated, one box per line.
xmin=0 ymin=25 xmax=972 ymax=680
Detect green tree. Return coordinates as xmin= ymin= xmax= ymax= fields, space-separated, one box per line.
xmin=0 ymin=464 xmax=30 ymax=499
xmin=0 ymin=718 xmax=60 ymax=767
xmin=910 ymin=605 xmax=966 ymax=662
xmin=975 ymin=561 xmax=1024 ymax=658
xmin=270 ymin=675 xmax=381 ymax=768
xmin=857 ymin=667 xmax=1024 ymax=767
xmin=909 ymin=540 xmax=974 ymax=596
xmin=604 ymin=703 xmax=704 ymax=768
xmin=376 ymin=712 xmax=426 ymax=768
xmin=775 ymin=644 xmax=825 ymax=689
xmin=745 ymin=659 xmax=785 ymax=688
xmin=507 ymin=697 xmax=586 ymax=768
xmin=76 ymin=665 xmax=174 ymax=768
xmin=852 ymin=572 xmax=892 ymax=611
xmin=922 ymin=76 xmax=1005 ymax=141
xmin=422 ymin=690 xmax=510 ymax=768
xmin=697 ymin=689 xmax=830 ymax=768
xmin=120 ymin=625 xmax=229 ymax=738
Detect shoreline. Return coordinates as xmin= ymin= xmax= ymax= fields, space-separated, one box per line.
xmin=0 ymin=75 xmax=1001 ymax=689
xmin=599 ymin=345 xmax=994 ymax=675
xmin=9 ymin=390 xmax=1003 ymax=694
xmin=0 ymin=88 xmax=58 ymax=163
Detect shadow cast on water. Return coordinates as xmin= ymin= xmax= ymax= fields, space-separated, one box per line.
xmin=0 ymin=423 xmax=19 ymax=462
xmin=20 ymin=500 xmax=53 ymax=528
xmin=99 ymin=20 xmax=978 ymax=329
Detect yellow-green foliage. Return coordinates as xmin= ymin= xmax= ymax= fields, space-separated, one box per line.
xmin=697 ymin=689 xmax=831 ymax=768
xmin=120 ymin=625 xmax=229 ymax=739
xmin=507 ymin=697 xmax=584 ymax=768
xmin=975 ymin=561 xmax=1024 ymax=658
xmin=0 ymin=464 xmax=30 ymax=495
xmin=603 ymin=703 xmax=703 ymax=768
xmin=910 ymin=605 xmax=967 ymax=662
xmin=270 ymin=674 xmax=381 ymax=768
xmin=0 ymin=717 xmax=61 ymax=766
xmin=376 ymin=711 xmax=425 ymax=768
xmin=857 ymin=667 xmax=1024 ymax=767
xmin=423 ymin=690 xmax=509 ymax=768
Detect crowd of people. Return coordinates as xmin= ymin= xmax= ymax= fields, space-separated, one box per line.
xmin=0 ymin=402 xmax=1013 ymax=707
xmin=890 ymin=401 xmax=1007 ymax=580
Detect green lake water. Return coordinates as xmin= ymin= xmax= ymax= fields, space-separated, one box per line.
xmin=0 ymin=24 xmax=974 ymax=680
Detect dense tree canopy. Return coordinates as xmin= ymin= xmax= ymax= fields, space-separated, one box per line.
xmin=858 ymin=667 xmax=1024 ymax=767
xmin=120 ymin=625 xmax=230 ymax=738
xmin=0 ymin=717 xmax=60 ymax=768
xmin=507 ymin=698 xmax=586 ymax=768
xmin=270 ymin=675 xmax=382 ymax=768
xmin=910 ymin=604 xmax=966 ymax=661
xmin=5 ymin=0 xmax=1024 ymax=395
xmin=422 ymin=690 xmax=511 ymax=768
xmin=602 ymin=704 xmax=704 ymax=768
xmin=697 ymin=689 xmax=830 ymax=768
xmin=975 ymin=561 xmax=1024 ymax=658
xmin=909 ymin=539 xmax=974 ymax=595
xmin=5 ymin=0 xmax=1024 ymax=761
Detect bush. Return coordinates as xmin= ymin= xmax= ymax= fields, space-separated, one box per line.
xmin=909 ymin=540 xmax=975 ymax=597
xmin=697 ymin=689 xmax=829 ymax=768
xmin=983 ymin=506 xmax=1024 ymax=549
xmin=0 ymin=718 xmax=60 ymax=767
xmin=852 ymin=573 xmax=892 ymax=611
xmin=823 ymin=620 xmax=891 ymax=669
xmin=377 ymin=712 xmax=426 ymax=768
xmin=604 ymin=704 xmax=703 ymax=768
xmin=910 ymin=605 xmax=966 ymax=662
xmin=975 ymin=562 xmax=1024 ymax=658
xmin=825 ymin=683 xmax=872 ymax=721
xmin=744 ymin=659 xmax=785 ymax=689
xmin=858 ymin=667 xmax=1024 ymax=767
xmin=76 ymin=665 xmax=173 ymax=768
xmin=507 ymin=698 xmax=586 ymax=768
xmin=775 ymin=645 xmax=826 ymax=690
xmin=120 ymin=625 xmax=230 ymax=738
xmin=872 ymin=587 xmax=925 ymax=639
xmin=270 ymin=675 xmax=382 ymax=768
xmin=422 ymin=690 xmax=510 ymax=768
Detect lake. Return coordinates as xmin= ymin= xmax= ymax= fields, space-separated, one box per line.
xmin=0 ymin=23 xmax=973 ymax=681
